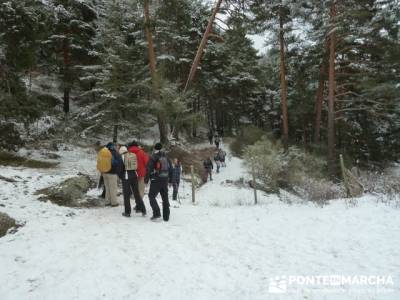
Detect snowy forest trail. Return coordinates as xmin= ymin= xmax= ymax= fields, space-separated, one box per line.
xmin=0 ymin=144 xmax=399 ymax=300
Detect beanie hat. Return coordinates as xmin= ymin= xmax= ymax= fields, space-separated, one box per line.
xmin=154 ymin=142 xmax=162 ymax=151
xmin=119 ymin=146 xmax=128 ymax=155
xmin=106 ymin=142 xmax=114 ymax=150
xmin=130 ymin=140 xmax=139 ymax=147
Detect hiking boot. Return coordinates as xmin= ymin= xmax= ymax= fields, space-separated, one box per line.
xmin=142 ymin=210 xmax=147 ymax=217
xmin=150 ymin=215 xmax=161 ymax=221
xmin=122 ymin=212 xmax=131 ymax=218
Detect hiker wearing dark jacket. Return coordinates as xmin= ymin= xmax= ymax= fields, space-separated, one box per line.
xmin=145 ymin=143 xmax=173 ymax=221
xmin=214 ymin=135 xmax=221 ymax=149
xmin=214 ymin=152 xmax=221 ymax=173
xmin=219 ymin=149 xmax=227 ymax=167
xmin=171 ymin=158 xmax=182 ymax=201
xmin=203 ymin=157 xmax=213 ymax=182
xmin=103 ymin=143 xmax=121 ymax=207
xmin=119 ymin=146 xmax=146 ymax=217
xmin=207 ymin=131 xmax=213 ymax=145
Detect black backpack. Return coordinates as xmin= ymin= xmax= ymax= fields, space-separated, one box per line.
xmin=111 ymin=152 xmax=124 ymax=175
xmin=155 ymin=155 xmax=170 ymax=178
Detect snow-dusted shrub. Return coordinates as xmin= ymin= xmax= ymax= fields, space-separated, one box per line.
xmin=244 ymin=137 xmax=343 ymax=202
xmin=360 ymin=171 xmax=400 ymax=195
xmin=294 ymin=177 xmax=345 ymax=205
xmin=230 ymin=126 xmax=266 ymax=157
xmin=359 ymin=170 xmax=400 ymax=207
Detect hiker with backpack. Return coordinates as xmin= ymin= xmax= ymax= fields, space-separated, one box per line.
xmin=171 ymin=158 xmax=182 ymax=202
xmin=214 ymin=152 xmax=221 ymax=174
xmin=145 ymin=142 xmax=173 ymax=222
xmin=96 ymin=142 xmax=123 ymax=207
xmin=119 ymin=146 xmax=146 ymax=217
xmin=219 ymin=149 xmax=227 ymax=167
xmin=203 ymin=157 xmax=213 ymax=182
xmin=128 ymin=141 xmax=149 ymax=203
xmin=214 ymin=135 xmax=221 ymax=149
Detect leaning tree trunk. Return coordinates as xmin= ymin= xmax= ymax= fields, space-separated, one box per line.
xmin=144 ymin=0 xmax=168 ymax=144
xmin=278 ymin=3 xmax=289 ymax=151
xmin=327 ymin=1 xmax=337 ymax=175
xmin=314 ymin=63 xmax=326 ymax=144
xmin=183 ymin=0 xmax=223 ymax=93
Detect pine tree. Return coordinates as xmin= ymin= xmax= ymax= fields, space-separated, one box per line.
xmin=47 ymin=0 xmax=97 ymax=117
xmin=0 ymin=0 xmax=52 ymax=124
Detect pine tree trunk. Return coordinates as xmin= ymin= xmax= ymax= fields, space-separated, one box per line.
xmin=144 ymin=0 xmax=168 ymax=144
xmin=62 ymin=37 xmax=70 ymax=115
xmin=113 ymin=125 xmax=118 ymax=143
xmin=278 ymin=4 xmax=289 ymax=151
xmin=184 ymin=0 xmax=223 ymax=93
xmin=327 ymin=1 xmax=337 ymax=175
xmin=63 ymin=88 xmax=70 ymax=114
xmin=144 ymin=0 xmax=157 ymax=79
xmin=314 ymin=63 xmax=325 ymax=144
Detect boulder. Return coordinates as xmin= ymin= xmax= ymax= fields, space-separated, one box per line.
xmin=0 ymin=212 xmax=17 ymax=238
xmin=36 ymin=174 xmax=95 ymax=207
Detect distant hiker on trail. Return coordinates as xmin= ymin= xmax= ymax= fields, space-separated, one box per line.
xmin=96 ymin=143 xmax=122 ymax=207
xmin=218 ymin=128 xmax=224 ymax=137
xmin=119 ymin=146 xmax=146 ymax=217
xmin=145 ymin=143 xmax=173 ymax=222
xmin=214 ymin=135 xmax=221 ymax=149
xmin=214 ymin=152 xmax=221 ymax=174
xmin=171 ymin=158 xmax=182 ymax=202
xmin=203 ymin=157 xmax=213 ymax=182
xmin=128 ymin=141 xmax=149 ymax=207
xmin=208 ymin=131 xmax=213 ymax=145
xmin=219 ymin=149 xmax=227 ymax=167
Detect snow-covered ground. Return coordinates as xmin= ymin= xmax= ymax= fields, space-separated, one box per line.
xmin=0 ymin=144 xmax=399 ymax=300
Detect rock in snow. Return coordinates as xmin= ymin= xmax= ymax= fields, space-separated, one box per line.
xmin=0 ymin=212 xmax=17 ymax=238
xmin=36 ymin=174 xmax=95 ymax=207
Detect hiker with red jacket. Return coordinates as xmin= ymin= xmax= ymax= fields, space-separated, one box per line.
xmin=145 ymin=142 xmax=173 ymax=221
xmin=119 ymin=146 xmax=146 ymax=217
xmin=128 ymin=141 xmax=149 ymax=210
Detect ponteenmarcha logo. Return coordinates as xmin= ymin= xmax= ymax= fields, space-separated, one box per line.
xmin=268 ymin=276 xmax=287 ymax=294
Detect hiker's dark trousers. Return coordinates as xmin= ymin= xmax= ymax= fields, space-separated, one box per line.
xmin=172 ymin=182 xmax=179 ymax=201
xmin=148 ymin=178 xmax=170 ymax=221
xmin=122 ymin=171 xmax=146 ymax=215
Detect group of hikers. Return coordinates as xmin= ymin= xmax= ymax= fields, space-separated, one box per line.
xmin=207 ymin=130 xmax=222 ymax=149
xmin=202 ymin=147 xmax=227 ymax=183
xmin=96 ymin=141 xmax=182 ymax=222
xmin=96 ymin=133 xmax=226 ymax=221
